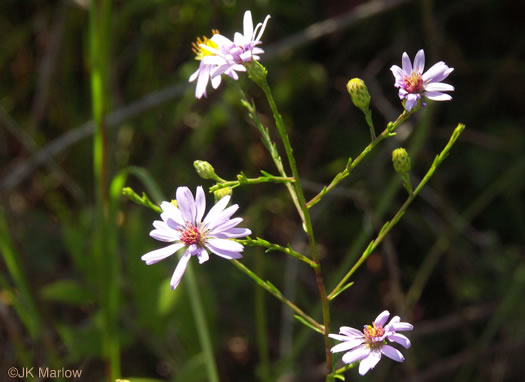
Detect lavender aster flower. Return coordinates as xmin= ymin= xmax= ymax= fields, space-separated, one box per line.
xmin=205 ymin=11 xmax=271 ymax=79
xmin=189 ymin=11 xmax=270 ymax=99
xmin=390 ymin=49 xmax=454 ymax=111
xmin=329 ymin=310 xmax=413 ymax=376
xmin=141 ymin=186 xmax=251 ymax=290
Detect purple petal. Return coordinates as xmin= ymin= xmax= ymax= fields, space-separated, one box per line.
xmin=215 ymin=227 xmax=252 ymax=238
xmin=195 ymin=186 xmax=206 ymax=224
xmin=328 ymin=333 xmax=353 ymax=342
xmin=374 ymin=310 xmax=390 ymax=326
xmin=170 ymin=252 xmax=192 ymax=290
xmin=330 ymin=338 xmax=366 ymax=353
xmin=176 ymin=187 xmax=197 ymax=224
xmin=196 ymin=248 xmax=209 ymax=264
xmin=424 ymin=82 xmax=454 ymax=92
xmin=189 ymin=68 xmax=200 ymax=83
xmin=207 ymin=204 xmax=240 ymax=231
xmin=413 ymin=49 xmax=425 ymax=73
xmin=211 ymin=74 xmax=221 ymax=89
xmin=203 ymin=195 xmax=231 ymax=226
xmin=341 ymin=345 xmax=370 ymax=365
xmin=340 ymin=326 xmax=364 ymax=338
xmin=390 ymin=65 xmax=405 ymax=83
xmin=422 ymin=62 xmax=453 ymax=83
xmin=207 ymin=238 xmax=244 ymax=253
xmin=424 ymin=91 xmax=452 ymax=101
xmin=240 ymin=50 xmax=253 ymax=62
xmin=150 ymin=228 xmax=177 ymax=243
xmin=254 ymin=14 xmax=271 ymax=42
xmin=381 ymin=344 xmax=405 ymax=362
xmin=212 ymin=64 xmax=234 ymax=78
xmin=160 ymin=201 xmax=185 ymax=227
xmin=206 ymin=242 xmax=243 ymax=260
xmin=401 ymin=52 xmax=412 ymax=74
xmin=358 ymin=349 xmax=382 ymax=376
xmin=387 ymin=333 xmax=411 ymax=349
xmin=404 ymin=93 xmax=419 ymax=111
xmin=388 ymin=318 xmax=414 ymax=332
xmin=243 ymin=10 xmax=254 ymax=41
xmin=210 ymin=33 xmax=233 ymax=46
xmin=195 ymin=65 xmax=210 ymax=99
xmin=209 ymin=217 xmax=243 ymax=235
xmin=141 ymin=242 xmax=185 ymax=265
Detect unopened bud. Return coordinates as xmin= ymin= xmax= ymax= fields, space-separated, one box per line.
xmin=194 ymin=160 xmax=218 ymax=180
xmin=347 ymin=78 xmax=371 ymax=111
xmin=392 ymin=148 xmax=411 ymax=174
xmin=214 ymin=187 xmax=232 ymax=202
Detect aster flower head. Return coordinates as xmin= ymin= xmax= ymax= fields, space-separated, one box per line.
xmin=188 ymin=10 xmax=271 ymax=98
xmin=141 ymin=186 xmax=252 ymax=290
xmin=390 ymin=49 xmax=454 ymax=111
xmin=329 ymin=310 xmax=413 ymax=376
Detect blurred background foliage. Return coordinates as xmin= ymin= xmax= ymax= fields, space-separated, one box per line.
xmin=1 ymin=0 xmax=524 ymax=381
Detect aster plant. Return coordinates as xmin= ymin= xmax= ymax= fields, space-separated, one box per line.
xmin=123 ymin=9 xmax=466 ymax=382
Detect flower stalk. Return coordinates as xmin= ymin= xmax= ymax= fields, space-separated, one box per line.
xmin=307 ymin=108 xmax=417 ymax=209
xmin=209 ymin=172 xmax=295 ymax=192
xmin=249 ymin=61 xmax=333 ymax=373
xmin=328 ymin=123 xmax=466 ymax=300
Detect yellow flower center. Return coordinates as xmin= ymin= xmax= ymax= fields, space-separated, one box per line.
xmin=192 ymin=29 xmax=220 ymax=60
xmin=404 ymin=71 xmax=424 ymax=93
xmin=363 ymin=322 xmax=385 ymax=343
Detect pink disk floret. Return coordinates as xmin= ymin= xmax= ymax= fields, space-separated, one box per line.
xmin=390 ymin=49 xmax=454 ymax=111
xmin=329 ymin=310 xmax=413 ymax=376
xmin=141 ymin=186 xmax=252 ymax=290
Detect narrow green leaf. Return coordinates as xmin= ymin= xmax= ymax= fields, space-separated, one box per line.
xmin=293 ymin=315 xmax=324 ymax=334
xmin=328 ymin=282 xmax=354 ymax=301
xmin=265 ymin=281 xmax=282 ymax=296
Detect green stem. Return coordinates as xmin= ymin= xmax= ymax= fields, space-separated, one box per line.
xmin=231 ymin=260 xmax=324 ymax=332
xmin=255 ymin=249 xmax=271 ymax=382
xmin=184 ymin=260 xmax=220 ymax=382
xmin=307 ymin=109 xmax=416 ymax=209
xmin=364 ymin=109 xmax=376 ymax=141
xmin=236 ymin=237 xmax=317 ymax=268
xmin=249 ymin=62 xmax=333 ymax=374
xmin=239 ymin=90 xmax=305 ymax=223
xmin=89 ymin=0 xmax=119 ymax=379
xmin=209 ymin=174 xmax=295 ymax=192
xmin=328 ymin=123 xmax=466 ymax=300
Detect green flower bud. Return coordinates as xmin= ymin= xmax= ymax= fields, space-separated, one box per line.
xmin=214 ymin=187 xmax=232 ymax=203
xmin=392 ymin=148 xmax=411 ymax=174
xmin=194 ymin=160 xmax=218 ymax=180
xmin=347 ymin=78 xmax=371 ymax=112
xmin=247 ymin=61 xmax=268 ymax=87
